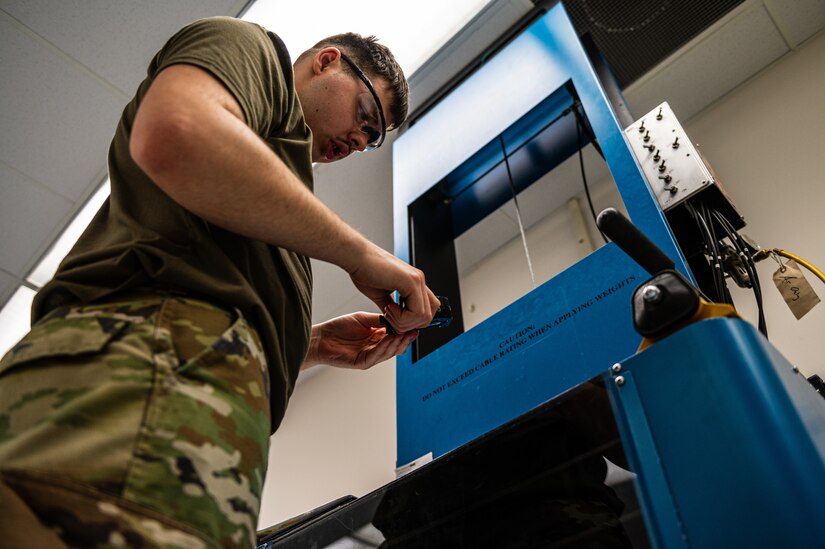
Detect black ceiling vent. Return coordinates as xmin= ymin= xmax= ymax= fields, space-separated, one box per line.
xmin=561 ymin=0 xmax=745 ymax=88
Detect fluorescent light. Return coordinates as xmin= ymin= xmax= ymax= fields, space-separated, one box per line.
xmin=0 ymin=285 xmax=37 ymax=357
xmin=243 ymin=0 xmax=493 ymax=76
xmin=26 ymin=180 xmax=110 ymax=288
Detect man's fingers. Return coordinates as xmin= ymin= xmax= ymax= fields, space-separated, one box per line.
xmin=362 ymin=330 xmax=417 ymax=368
xmin=356 ymin=312 xmax=385 ymax=329
xmin=386 ymin=290 xmax=437 ymax=333
xmin=430 ymin=291 xmax=441 ymax=311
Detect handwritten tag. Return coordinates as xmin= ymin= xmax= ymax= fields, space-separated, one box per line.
xmin=773 ymin=259 xmax=820 ymax=319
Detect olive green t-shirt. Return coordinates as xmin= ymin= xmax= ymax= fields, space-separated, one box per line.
xmin=32 ymin=17 xmax=314 ymax=432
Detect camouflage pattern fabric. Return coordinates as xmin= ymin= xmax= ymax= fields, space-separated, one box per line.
xmin=0 ymin=295 xmax=271 ymax=548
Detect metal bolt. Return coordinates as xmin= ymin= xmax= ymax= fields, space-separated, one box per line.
xmin=611 ymin=363 xmax=622 ymax=374
xmin=615 ymin=375 xmax=626 ymax=387
xmin=642 ymin=285 xmax=663 ymax=303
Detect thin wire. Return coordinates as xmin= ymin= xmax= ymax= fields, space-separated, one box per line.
xmin=573 ymin=108 xmax=608 ymax=244
xmin=686 ymin=201 xmax=724 ymax=302
xmin=712 ymin=209 xmax=767 ymax=337
xmin=702 ymin=201 xmax=731 ymax=303
xmin=499 ymin=135 xmax=536 ymax=288
xmin=685 ymin=203 xmax=712 ymax=285
xmin=719 ymin=211 xmax=767 ymax=336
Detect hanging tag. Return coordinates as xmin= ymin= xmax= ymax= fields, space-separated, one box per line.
xmin=772 ymin=259 xmax=820 ymax=319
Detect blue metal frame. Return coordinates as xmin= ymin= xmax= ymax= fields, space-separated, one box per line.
xmin=394 ymin=3 xmax=692 ymax=468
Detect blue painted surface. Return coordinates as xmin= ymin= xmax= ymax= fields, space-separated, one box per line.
xmin=397 ymin=245 xmax=648 ymax=463
xmin=395 ymin=4 xmax=691 ymax=466
xmin=605 ymin=371 xmax=689 ymax=549
xmin=612 ymin=317 xmax=825 ymax=548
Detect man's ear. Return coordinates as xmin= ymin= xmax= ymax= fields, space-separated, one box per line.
xmin=313 ymin=47 xmax=341 ymax=75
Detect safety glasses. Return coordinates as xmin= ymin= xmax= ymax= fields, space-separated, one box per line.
xmin=340 ymin=53 xmax=386 ymax=150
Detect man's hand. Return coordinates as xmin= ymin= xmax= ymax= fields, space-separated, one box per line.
xmin=302 ymin=313 xmax=418 ymax=370
xmin=347 ymin=244 xmax=440 ymax=334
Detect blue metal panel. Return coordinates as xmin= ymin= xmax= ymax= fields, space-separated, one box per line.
xmin=605 ymin=371 xmax=689 ymax=549
xmin=397 ymin=246 xmax=648 ymax=464
xmin=610 ymin=317 xmax=825 ymax=548
xmin=395 ymin=4 xmax=692 ymax=466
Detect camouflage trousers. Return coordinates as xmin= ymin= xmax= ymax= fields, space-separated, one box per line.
xmin=0 ymin=295 xmax=271 ymax=548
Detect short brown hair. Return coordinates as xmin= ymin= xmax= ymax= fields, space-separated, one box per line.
xmin=299 ymin=33 xmax=409 ymax=129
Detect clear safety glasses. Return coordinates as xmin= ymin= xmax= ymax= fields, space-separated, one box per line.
xmin=340 ymin=53 xmax=387 ymax=150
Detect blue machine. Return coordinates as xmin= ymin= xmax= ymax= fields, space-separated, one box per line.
xmin=393 ymin=2 xmax=689 ymax=468
xmin=391 ymin=3 xmax=825 ymax=548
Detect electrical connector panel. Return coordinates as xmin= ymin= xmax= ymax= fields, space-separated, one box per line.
xmin=625 ymin=102 xmax=716 ymax=211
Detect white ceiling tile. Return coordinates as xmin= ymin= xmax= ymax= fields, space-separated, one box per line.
xmin=0 ymin=163 xmax=73 ymax=277
xmin=1 ymin=1 xmax=245 ymax=95
xmin=764 ymin=0 xmax=825 ymax=48
xmin=0 ymin=14 xmax=124 ymax=200
xmin=624 ymin=2 xmax=789 ymax=123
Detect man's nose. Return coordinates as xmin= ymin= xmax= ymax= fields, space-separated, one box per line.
xmin=349 ymin=129 xmax=368 ymax=153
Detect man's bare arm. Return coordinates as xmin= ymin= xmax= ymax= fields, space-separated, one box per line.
xmin=130 ymin=64 xmax=437 ymax=331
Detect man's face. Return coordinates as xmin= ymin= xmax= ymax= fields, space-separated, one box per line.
xmin=299 ymin=48 xmax=393 ymax=163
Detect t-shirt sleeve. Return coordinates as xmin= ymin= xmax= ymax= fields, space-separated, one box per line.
xmin=153 ymin=16 xmax=286 ymax=136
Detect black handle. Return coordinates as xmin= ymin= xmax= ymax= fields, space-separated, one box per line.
xmin=596 ymin=208 xmax=674 ymax=276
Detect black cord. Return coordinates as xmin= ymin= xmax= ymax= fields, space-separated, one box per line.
xmin=685 ymin=201 xmax=723 ymax=301
xmin=712 ymin=209 xmax=768 ymax=337
xmin=702 ymin=201 xmax=732 ymax=304
xmin=573 ymin=107 xmax=608 ymax=244
xmin=575 ymin=113 xmax=605 ymax=160
xmin=723 ymin=213 xmax=767 ymax=336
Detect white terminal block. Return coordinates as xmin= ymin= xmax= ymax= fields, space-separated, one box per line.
xmin=624 ymin=102 xmax=714 ymax=211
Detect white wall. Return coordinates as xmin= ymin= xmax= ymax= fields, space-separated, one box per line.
xmin=680 ymin=29 xmax=825 ymax=376
xmin=258 ymin=362 xmax=397 ymax=529
xmin=257 ymin=28 xmax=825 ymax=529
